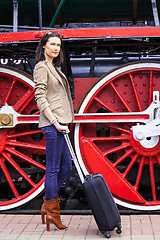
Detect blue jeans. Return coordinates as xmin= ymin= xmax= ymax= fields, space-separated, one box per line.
xmin=42 ymin=125 xmax=72 ymax=200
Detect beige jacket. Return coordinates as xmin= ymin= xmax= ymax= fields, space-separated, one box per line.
xmin=33 ymin=60 xmax=74 ymax=128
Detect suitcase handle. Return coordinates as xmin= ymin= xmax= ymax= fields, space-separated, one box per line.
xmin=62 ymin=131 xmax=85 ymax=183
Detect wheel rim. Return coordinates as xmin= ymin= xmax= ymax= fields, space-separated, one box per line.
xmin=0 ymin=66 xmax=46 ymax=210
xmin=74 ymin=61 xmax=160 ymax=210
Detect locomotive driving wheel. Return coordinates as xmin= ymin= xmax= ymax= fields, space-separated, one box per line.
xmin=74 ymin=61 xmax=160 ymax=210
xmin=0 ymin=66 xmax=46 ymax=210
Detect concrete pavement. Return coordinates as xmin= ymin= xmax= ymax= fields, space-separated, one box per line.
xmin=0 ymin=213 xmax=160 ymax=239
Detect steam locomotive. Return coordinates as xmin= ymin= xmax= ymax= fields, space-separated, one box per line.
xmin=0 ymin=0 xmax=160 ymax=211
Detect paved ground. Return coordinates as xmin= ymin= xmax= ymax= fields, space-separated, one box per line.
xmin=0 ymin=213 xmax=160 ymax=240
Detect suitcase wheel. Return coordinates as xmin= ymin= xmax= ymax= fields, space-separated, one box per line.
xmin=116 ymin=226 xmax=122 ymax=234
xmin=103 ymin=232 xmax=111 ymax=238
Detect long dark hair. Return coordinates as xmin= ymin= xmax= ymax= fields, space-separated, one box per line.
xmin=35 ymin=31 xmax=64 ymax=66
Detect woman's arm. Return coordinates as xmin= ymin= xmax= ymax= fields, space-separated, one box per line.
xmin=34 ymin=63 xmax=50 ymax=112
xmin=43 ymin=107 xmax=70 ymax=134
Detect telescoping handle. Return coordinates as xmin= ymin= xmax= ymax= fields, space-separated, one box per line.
xmin=62 ymin=131 xmax=85 ymax=183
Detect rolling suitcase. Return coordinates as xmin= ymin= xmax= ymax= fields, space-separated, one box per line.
xmin=63 ymin=132 xmax=122 ymax=238
xmin=83 ymin=174 xmax=122 ymax=238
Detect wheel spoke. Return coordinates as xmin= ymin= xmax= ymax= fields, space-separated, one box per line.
xmin=82 ymin=135 xmax=131 ymax=156
xmin=94 ymin=97 xmax=115 ymax=112
xmin=123 ymin=153 xmax=139 ymax=177
xmin=104 ymin=142 xmax=131 ymax=156
xmin=2 ymin=151 xmax=36 ymax=188
xmin=104 ymin=124 xmax=130 ymax=134
xmin=134 ymin=156 xmax=145 ymax=190
xmin=110 ymin=82 xmax=132 ymax=112
xmin=129 ymin=73 xmax=142 ymax=111
xmin=4 ymin=78 xmax=16 ymax=105
xmin=13 ymin=89 xmax=35 ymax=113
xmin=6 ymin=140 xmax=45 ymax=151
xmin=7 ymin=129 xmax=42 ymax=139
xmin=149 ymin=70 xmax=153 ymax=105
xmin=87 ymin=136 xmax=130 ymax=142
xmin=5 ymin=147 xmax=46 ymax=170
xmin=0 ymin=156 xmax=19 ymax=199
xmin=156 ymin=154 xmax=160 ymax=166
xmin=33 ymin=110 xmax=40 ymax=115
xmin=149 ymin=157 xmax=156 ymax=201
xmin=113 ymin=149 xmax=134 ymax=167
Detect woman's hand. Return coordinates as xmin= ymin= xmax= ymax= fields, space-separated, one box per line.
xmin=54 ymin=121 xmax=70 ymax=134
xmin=42 ymin=107 xmax=70 ymax=134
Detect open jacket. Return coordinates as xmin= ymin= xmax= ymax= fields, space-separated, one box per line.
xmin=33 ymin=60 xmax=74 ymax=128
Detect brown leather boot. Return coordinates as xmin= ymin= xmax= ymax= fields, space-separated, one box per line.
xmin=57 ymin=195 xmax=63 ymax=222
xmin=46 ymin=199 xmax=67 ymax=231
xmin=41 ymin=197 xmax=47 ymax=224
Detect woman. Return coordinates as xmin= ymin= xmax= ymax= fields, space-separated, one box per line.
xmin=33 ymin=32 xmax=74 ymax=231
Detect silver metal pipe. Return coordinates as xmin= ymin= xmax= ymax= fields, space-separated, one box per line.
xmin=13 ymin=0 xmax=18 ymax=32
xmin=38 ymin=0 xmax=42 ymax=30
xmin=151 ymin=0 xmax=160 ymax=26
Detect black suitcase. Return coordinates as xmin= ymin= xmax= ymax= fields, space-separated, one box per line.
xmin=63 ymin=132 xmax=122 ymax=238
xmin=83 ymin=173 xmax=121 ymax=238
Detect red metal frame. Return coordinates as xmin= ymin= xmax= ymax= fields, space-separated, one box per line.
xmin=0 ymin=26 xmax=160 ymax=43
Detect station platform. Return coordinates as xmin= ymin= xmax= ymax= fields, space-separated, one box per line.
xmin=0 ymin=213 xmax=160 ymax=240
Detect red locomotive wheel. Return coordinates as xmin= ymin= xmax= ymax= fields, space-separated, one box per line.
xmin=0 ymin=66 xmax=46 ymax=210
xmin=74 ymin=61 xmax=160 ymax=210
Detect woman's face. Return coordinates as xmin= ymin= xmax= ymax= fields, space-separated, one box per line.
xmin=43 ymin=36 xmax=61 ymax=62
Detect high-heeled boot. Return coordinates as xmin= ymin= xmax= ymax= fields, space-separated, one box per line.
xmin=41 ymin=195 xmax=63 ymax=224
xmin=46 ymin=199 xmax=67 ymax=231
xmin=41 ymin=197 xmax=47 ymax=224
